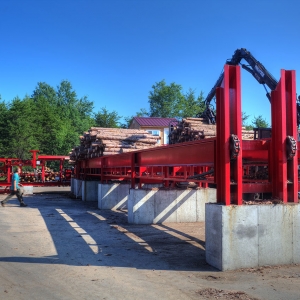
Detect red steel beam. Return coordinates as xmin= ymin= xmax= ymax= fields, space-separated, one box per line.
xmin=216 ymin=65 xmax=242 ymax=205
xmin=271 ymin=70 xmax=298 ymax=202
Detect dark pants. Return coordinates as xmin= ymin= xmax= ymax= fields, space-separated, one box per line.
xmin=2 ymin=188 xmax=25 ymax=204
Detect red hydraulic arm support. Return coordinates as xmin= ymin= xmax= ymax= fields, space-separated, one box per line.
xmin=216 ymin=65 xmax=243 ymax=205
xmin=271 ymin=70 xmax=298 ymax=202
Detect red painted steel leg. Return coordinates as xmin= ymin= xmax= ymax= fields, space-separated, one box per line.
xmin=216 ymin=76 xmax=230 ymax=205
xmin=272 ymin=70 xmax=298 ymax=202
xmin=30 ymin=150 xmax=39 ymax=169
xmin=285 ymin=70 xmax=298 ymax=202
xmin=229 ymin=65 xmax=243 ymax=205
xmin=216 ymin=65 xmax=242 ymax=205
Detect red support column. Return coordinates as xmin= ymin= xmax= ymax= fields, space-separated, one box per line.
xmin=41 ymin=165 xmax=45 ymax=182
xmin=271 ymin=70 xmax=298 ymax=202
xmin=29 ymin=150 xmax=39 ymax=169
xmin=216 ymin=65 xmax=243 ymax=205
xmin=59 ymin=159 xmax=63 ymax=182
xmin=285 ymin=71 xmax=298 ymax=202
xmin=216 ymin=70 xmax=230 ymax=205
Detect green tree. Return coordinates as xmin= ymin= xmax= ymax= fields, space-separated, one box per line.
xmin=94 ymin=107 xmax=122 ymax=128
xmin=251 ymin=115 xmax=270 ymax=128
xmin=0 ymin=99 xmax=9 ymax=156
xmin=242 ymin=112 xmax=250 ymax=126
xmin=148 ymin=80 xmax=205 ymax=119
xmin=148 ymin=80 xmax=184 ymax=118
xmin=180 ymin=89 xmax=206 ymax=118
xmin=6 ymin=96 xmax=39 ymax=159
xmin=31 ymin=80 xmax=94 ymax=155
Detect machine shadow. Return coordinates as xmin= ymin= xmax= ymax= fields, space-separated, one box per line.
xmin=0 ymin=193 xmax=216 ymax=272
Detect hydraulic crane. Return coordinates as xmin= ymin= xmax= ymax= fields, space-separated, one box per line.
xmin=199 ymin=48 xmax=300 ymax=126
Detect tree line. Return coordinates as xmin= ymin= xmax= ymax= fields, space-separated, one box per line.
xmin=0 ymin=79 xmax=269 ymax=159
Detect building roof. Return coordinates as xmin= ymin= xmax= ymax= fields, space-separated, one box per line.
xmin=132 ymin=117 xmax=178 ymax=127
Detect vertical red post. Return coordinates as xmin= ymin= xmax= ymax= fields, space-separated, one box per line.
xmin=216 ymin=65 xmax=242 ymax=205
xmin=59 ymin=159 xmax=63 ymax=182
xmin=229 ymin=65 xmax=243 ymax=205
xmin=271 ymin=70 xmax=298 ymax=202
xmin=216 ymin=67 xmax=230 ymax=205
xmin=41 ymin=165 xmax=45 ymax=182
xmin=30 ymin=150 xmax=39 ymax=169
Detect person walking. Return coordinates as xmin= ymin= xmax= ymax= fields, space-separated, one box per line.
xmin=1 ymin=167 xmax=27 ymax=207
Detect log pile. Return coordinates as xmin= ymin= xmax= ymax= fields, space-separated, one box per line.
xmin=169 ymin=117 xmax=254 ymax=144
xmin=69 ymin=127 xmax=160 ymax=162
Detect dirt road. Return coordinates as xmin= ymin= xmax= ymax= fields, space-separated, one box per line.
xmin=0 ymin=189 xmax=299 ymax=300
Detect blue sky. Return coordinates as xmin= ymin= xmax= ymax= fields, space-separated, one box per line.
xmin=1 ymin=0 xmax=299 ymax=126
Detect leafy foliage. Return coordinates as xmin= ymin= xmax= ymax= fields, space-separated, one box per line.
xmin=0 ymin=80 xmax=94 ymax=158
xmin=251 ymin=115 xmax=270 ymax=128
xmin=147 ymin=80 xmax=205 ymax=119
xmin=94 ymin=107 xmax=122 ymax=128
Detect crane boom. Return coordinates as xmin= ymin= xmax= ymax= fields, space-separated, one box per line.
xmin=199 ymin=48 xmax=299 ymax=126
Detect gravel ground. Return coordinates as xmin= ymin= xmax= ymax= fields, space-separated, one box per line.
xmin=0 ymin=187 xmax=299 ymax=300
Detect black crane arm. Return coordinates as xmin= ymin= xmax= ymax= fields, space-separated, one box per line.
xmin=200 ymin=48 xmax=288 ymax=124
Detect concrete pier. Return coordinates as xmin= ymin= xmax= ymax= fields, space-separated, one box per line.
xmin=72 ymin=179 xmax=83 ymax=199
xmin=82 ymin=181 xmax=98 ymax=201
xmin=205 ymin=203 xmax=300 ymax=271
xmin=98 ymin=183 xmax=130 ymax=209
xmin=23 ymin=186 xmax=33 ymax=195
xmin=128 ymin=188 xmax=216 ymax=224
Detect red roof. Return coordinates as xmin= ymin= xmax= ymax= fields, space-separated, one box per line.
xmin=133 ymin=117 xmax=178 ymax=127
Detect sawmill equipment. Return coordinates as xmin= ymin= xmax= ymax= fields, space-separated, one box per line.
xmin=198 ymin=48 xmax=300 ymax=126
xmin=0 ymin=150 xmax=71 ymax=193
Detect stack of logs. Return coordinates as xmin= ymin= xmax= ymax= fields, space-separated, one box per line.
xmin=169 ymin=117 xmax=254 ymax=144
xmin=69 ymin=127 xmax=160 ymax=162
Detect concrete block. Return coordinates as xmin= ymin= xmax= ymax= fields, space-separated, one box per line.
xmin=128 ymin=189 xmax=156 ymax=224
xmin=293 ymin=204 xmax=300 ymax=263
xmin=196 ymin=188 xmax=216 ymax=221
xmin=205 ymin=204 xmax=223 ymax=269
xmin=128 ymin=187 xmax=216 ymax=224
xmin=222 ymin=206 xmax=259 ymax=270
xmin=153 ymin=189 xmax=177 ymax=223
xmin=82 ymin=181 xmax=98 ymax=201
xmin=176 ymin=189 xmax=197 ymax=222
xmin=206 ymin=204 xmax=259 ymax=270
xmin=73 ymin=179 xmax=82 ymax=199
xmin=206 ymin=203 xmax=300 ymax=271
xmin=71 ymin=178 xmax=75 ymax=194
xmin=98 ymin=183 xmax=130 ymax=209
xmin=258 ymin=205 xmax=293 ymax=266
xmin=22 ymin=186 xmax=33 ymax=195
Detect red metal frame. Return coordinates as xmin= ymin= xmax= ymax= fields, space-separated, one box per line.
xmin=0 ymin=151 xmax=71 ymax=192
xmin=75 ymin=66 xmax=299 ymax=205
xmin=271 ymin=70 xmax=298 ymax=202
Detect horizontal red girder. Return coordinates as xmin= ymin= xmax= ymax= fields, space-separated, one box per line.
xmin=136 ymin=139 xmax=215 ymax=166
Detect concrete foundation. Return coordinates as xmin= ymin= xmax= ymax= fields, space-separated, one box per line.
xmin=72 ymin=179 xmax=83 ymax=199
xmin=82 ymin=181 xmax=98 ymax=201
xmin=22 ymin=186 xmax=33 ymax=195
xmin=71 ymin=178 xmax=75 ymax=195
xmin=205 ymin=203 xmax=300 ymax=271
xmin=98 ymin=183 xmax=130 ymax=209
xmin=128 ymin=188 xmax=216 ymax=224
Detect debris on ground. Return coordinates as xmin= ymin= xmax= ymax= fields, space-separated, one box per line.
xmin=196 ymin=288 xmax=260 ymax=300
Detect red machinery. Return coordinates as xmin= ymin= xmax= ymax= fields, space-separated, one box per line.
xmin=0 ymin=150 xmax=71 ymax=193
xmin=74 ymin=65 xmax=299 ymax=205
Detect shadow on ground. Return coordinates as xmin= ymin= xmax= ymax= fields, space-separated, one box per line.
xmin=0 ymin=192 xmax=216 ymax=272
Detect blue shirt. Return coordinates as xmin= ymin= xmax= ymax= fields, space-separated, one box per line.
xmin=11 ymin=173 xmax=20 ymax=190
